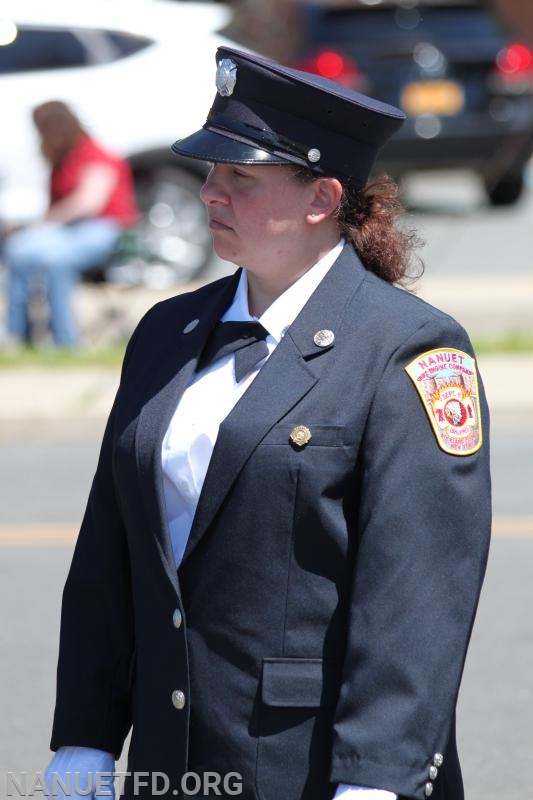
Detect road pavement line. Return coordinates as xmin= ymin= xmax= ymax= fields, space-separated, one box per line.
xmin=0 ymin=517 xmax=532 ymax=546
xmin=0 ymin=523 xmax=77 ymax=546
xmin=491 ymin=517 xmax=533 ymax=538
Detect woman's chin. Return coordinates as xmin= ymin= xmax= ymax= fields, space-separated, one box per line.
xmin=212 ymin=240 xmax=241 ymax=265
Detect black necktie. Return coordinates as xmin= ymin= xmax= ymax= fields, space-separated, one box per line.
xmin=198 ymin=321 xmax=269 ymax=382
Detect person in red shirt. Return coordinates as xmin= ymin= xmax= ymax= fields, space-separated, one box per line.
xmin=3 ymin=100 xmax=138 ymax=347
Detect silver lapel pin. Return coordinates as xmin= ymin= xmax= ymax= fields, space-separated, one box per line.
xmin=183 ymin=319 xmax=200 ymax=334
xmin=313 ymin=329 xmax=335 ymax=347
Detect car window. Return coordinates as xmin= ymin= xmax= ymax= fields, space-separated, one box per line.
xmin=0 ymin=25 xmax=153 ymax=75
xmin=106 ymin=31 xmax=154 ymax=58
xmin=305 ymin=5 xmax=503 ymax=46
xmin=0 ymin=27 xmax=89 ymax=73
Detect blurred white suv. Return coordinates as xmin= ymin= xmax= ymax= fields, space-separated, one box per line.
xmin=0 ymin=0 xmax=243 ymax=282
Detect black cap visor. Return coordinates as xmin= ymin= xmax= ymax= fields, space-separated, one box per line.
xmin=172 ymin=126 xmax=299 ymax=166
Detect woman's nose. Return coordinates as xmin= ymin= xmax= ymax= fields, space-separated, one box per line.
xmin=200 ymin=166 xmax=227 ymax=206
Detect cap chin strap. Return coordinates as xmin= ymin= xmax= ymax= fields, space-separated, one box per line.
xmin=206 ymin=111 xmax=318 ymax=168
xmin=205 ymin=125 xmax=307 ymax=167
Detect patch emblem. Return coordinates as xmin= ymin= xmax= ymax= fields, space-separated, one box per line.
xmin=405 ymin=348 xmax=483 ymax=456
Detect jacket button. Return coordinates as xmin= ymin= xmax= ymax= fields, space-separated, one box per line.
xmin=171 ymin=690 xmax=186 ymax=710
xmin=433 ymin=753 xmax=444 ymax=768
xmin=429 ymin=765 xmax=438 ymax=780
xmin=172 ymin=609 xmax=183 ymax=629
xmin=424 ymin=782 xmax=434 ymax=797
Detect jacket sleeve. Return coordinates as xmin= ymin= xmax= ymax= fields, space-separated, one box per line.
xmin=50 ymin=321 xmax=146 ymax=758
xmin=330 ymin=318 xmax=491 ymax=798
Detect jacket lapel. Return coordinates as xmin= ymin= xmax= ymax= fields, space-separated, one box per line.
xmin=135 ymin=272 xmax=240 ymax=589
xmin=182 ymin=244 xmax=366 ymax=563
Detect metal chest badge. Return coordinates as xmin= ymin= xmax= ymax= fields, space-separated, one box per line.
xmin=290 ymin=425 xmax=312 ymax=447
xmin=405 ymin=348 xmax=483 ymax=456
xmin=216 ymin=58 xmax=237 ymax=96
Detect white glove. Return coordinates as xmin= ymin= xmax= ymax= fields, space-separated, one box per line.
xmin=335 ymin=785 xmax=398 ymax=800
xmin=44 ymin=746 xmax=115 ymax=798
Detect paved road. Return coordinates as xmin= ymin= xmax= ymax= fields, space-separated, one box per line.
xmin=1 ymin=538 xmax=531 ymax=800
xmin=0 ymin=411 xmax=531 ymax=799
xmin=1 ymin=167 xmax=532 ymax=798
xmin=401 ymin=167 xmax=533 ymax=278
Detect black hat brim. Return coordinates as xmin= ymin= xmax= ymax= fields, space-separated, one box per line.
xmin=171 ymin=127 xmax=293 ymax=166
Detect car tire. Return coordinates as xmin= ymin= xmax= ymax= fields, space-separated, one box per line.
xmin=486 ymin=172 xmax=525 ymax=207
xmin=134 ymin=165 xmax=213 ymax=284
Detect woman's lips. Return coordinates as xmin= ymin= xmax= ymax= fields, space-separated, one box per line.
xmin=209 ymin=217 xmax=232 ymax=231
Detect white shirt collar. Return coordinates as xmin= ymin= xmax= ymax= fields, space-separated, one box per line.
xmin=222 ymin=239 xmax=345 ymax=343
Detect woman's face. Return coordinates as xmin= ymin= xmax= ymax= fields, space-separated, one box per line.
xmin=200 ymin=163 xmax=324 ymax=274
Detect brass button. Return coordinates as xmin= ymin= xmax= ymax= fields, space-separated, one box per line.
xmin=290 ymin=425 xmax=312 ymax=447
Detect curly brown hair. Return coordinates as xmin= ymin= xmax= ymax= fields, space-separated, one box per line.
xmin=291 ymin=167 xmax=423 ymax=286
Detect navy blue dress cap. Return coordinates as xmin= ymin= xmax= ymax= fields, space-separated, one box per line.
xmin=172 ymin=47 xmax=405 ymax=186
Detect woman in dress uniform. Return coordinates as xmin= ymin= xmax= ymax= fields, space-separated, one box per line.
xmin=44 ymin=48 xmax=491 ymax=800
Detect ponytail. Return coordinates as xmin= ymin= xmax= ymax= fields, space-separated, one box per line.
xmin=337 ymin=174 xmax=423 ymax=285
xmin=291 ymin=167 xmax=423 ymax=285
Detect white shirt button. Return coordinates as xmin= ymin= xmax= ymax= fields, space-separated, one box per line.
xmin=178 ymin=477 xmax=194 ymax=499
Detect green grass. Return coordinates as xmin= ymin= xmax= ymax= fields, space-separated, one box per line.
xmin=0 ymin=344 xmax=126 ymax=368
xmin=0 ymin=331 xmax=532 ymax=369
xmin=472 ymin=332 xmax=533 ymax=355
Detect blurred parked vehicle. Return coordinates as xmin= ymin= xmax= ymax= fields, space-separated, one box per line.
xmin=0 ymin=0 xmax=245 ymax=285
xmin=295 ymin=0 xmax=533 ymax=206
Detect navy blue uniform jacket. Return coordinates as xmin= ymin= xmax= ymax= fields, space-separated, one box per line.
xmin=51 ymin=244 xmax=491 ymax=800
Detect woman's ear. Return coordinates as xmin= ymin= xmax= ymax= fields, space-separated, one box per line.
xmin=306 ymin=177 xmax=343 ymax=224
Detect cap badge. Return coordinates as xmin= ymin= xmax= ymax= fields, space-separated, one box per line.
xmin=182 ymin=319 xmax=200 ymax=334
xmin=216 ymin=58 xmax=237 ymax=97
xmin=314 ymin=329 xmax=335 ymax=347
xmin=307 ymin=148 xmax=321 ymax=163
xmin=290 ymin=425 xmax=312 ymax=447
xmin=405 ymin=348 xmax=483 ymax=456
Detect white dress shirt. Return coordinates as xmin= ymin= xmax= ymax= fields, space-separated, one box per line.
xmin=46 ymin=240 xmax=396 ymax=800
xmin=161 ymin=240 xmax=344 ymax=568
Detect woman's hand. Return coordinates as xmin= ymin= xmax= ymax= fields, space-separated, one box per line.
xmin=44 ymin=746 xmax=115 ymax=798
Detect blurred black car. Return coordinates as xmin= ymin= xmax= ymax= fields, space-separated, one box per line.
xmin=294 ymin=0 xmax=533 ymax=205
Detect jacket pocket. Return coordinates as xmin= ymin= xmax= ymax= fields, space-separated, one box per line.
xmin=261 ymin=658 xmax=323 ymax=707
xmin=256 ymin=658 xmax=325 ymax=800
xmin=260 ymin=425 xmax=348 ymax=448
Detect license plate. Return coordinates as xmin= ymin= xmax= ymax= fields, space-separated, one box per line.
xmin=401 ymin=80 xmax=465 ymax=116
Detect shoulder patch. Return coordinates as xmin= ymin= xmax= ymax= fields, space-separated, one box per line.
xmin=405 ymin=347 xmax=483 ymax=456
